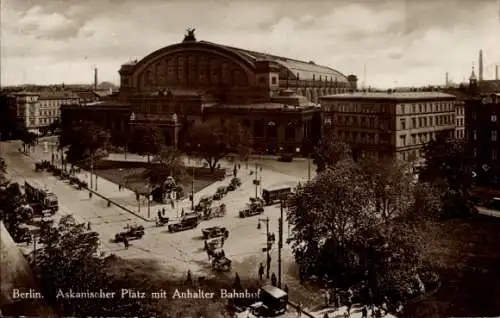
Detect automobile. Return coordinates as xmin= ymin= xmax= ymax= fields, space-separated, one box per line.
xmin=168 ymin=214 xmax=199 ymax=233
xmin=115 ymin=225 xmax=145 ymax=242
xmin=277 ymin=154 xmax=294 ymax=162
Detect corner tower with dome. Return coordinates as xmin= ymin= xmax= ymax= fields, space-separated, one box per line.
xmin=62 ymin=29 xmax=358 ymax=154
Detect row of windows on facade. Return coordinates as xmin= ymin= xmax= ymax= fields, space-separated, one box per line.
xmin=399 ymin=131 xmax=441 ymax=147
xmin=324 ymin=116 xmax=377 ymax=129
xmin=24 ymin=110 xmax=60 ymax=118
xmin=400 ymin=114 xmax=454 ymax=129
xmin=472 ymin=130 xmax=500 ymax=141
xmin=400 ymin=101 xmax=454 ymax=114
xmin=29 ymin=117 xmax=57 ymax=127
xmin=336 ymin=131 xmax=378 ymax=144
xmin=456 ymin=118 xmax=465 ymax=128
xmin=398 ymin=149 xmax=424 ymax=161
xmin=324 ymin=101 xmax=455 ymax=114
xmin=456 ymin=107 xmax=465 ymax=116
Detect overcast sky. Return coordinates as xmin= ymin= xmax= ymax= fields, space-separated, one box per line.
xmin=1 ymin=0 xmax=499 ymax=88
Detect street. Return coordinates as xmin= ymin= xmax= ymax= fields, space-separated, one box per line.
xmin=1 ymin=140 xmax=330 ymax=314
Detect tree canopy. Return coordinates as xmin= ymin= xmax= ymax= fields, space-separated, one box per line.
xmin=419 ymin=136 xmax=474 ymax=218
xmin=20 ymin=130 xmax=38 ymax=152
xmin=59 ymin=121 xmax=110 ymax=165
xmin=312 ymin=132 xmax=352 ymax=173
xmin=128 ymin=125 xmax=164 ymax=162
xmin=186 ymin=119 xmax=251 ymax=171
xmin=287 ymin=158 xmax=441 ymax=304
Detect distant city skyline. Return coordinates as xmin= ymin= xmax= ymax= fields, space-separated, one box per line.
xmin=1 ymin=0 xmax=500 ymax=88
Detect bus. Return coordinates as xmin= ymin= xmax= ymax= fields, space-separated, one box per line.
xmin=262 ymin=182 xmax=296 ymax=206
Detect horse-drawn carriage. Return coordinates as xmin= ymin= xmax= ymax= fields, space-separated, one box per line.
xmin=201 ymin=204 xmax=227 ymax=220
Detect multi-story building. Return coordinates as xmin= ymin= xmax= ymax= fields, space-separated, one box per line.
xmin=10 ymin=91 xmax=79 ymax=133
xmin=62 ymin=30 xmax=358 ymax=154
xmin=320 ymin=92 xmax=456 ymax=161
xmin=465 ymin=92 xmax=500 ymax=184
xmin=455 ymin=99 xmax=466 ymax=139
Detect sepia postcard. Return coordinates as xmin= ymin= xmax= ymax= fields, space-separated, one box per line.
xmin=1 ymin=0 xmax=500 ymax=317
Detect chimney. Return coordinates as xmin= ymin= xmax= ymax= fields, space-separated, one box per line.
xmin=479 ymin=50 xmax=484 ymax=82
xmin=94 ymin=67 xmax=98 ymax=90
xmin=496 ymin=65 xmax=499 ymax=80
xmin=445 ymin=72 xmax=449 ymax=87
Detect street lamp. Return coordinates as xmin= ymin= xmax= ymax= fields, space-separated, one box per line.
xmin=147 ymin=187 xmax=152 ymax=220
xmin=253 ymin=163 xmax=262 ymax=199
xmin=257 ymin=217 xmax=273 ymax=278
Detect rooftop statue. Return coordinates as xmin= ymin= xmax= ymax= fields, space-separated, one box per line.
xmin=183 ymin=28 xmax=196 ymax=42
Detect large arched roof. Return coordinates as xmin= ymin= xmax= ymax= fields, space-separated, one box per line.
xmin=200 ymin=41 xmax=349 ymax=83
xmin=122 ymin=40 xmax=350 ymax=83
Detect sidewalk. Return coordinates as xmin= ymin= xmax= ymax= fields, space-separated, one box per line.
xmin=32 ymin=148 xmax=256 ymax=222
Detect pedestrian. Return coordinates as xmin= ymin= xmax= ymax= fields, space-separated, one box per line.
xmin=284 ymin=284 xmax=289 ymax=294
xmin=87 ymin=222 xmax=91 ymax=231
xmin=323 ymin=313 xmax=329 ymax=318
xmin=325 ymin=289 xmax=330 ymax=307
xmin=221 ymin=236 xmax=225 ymax=246
xmin=271 ymin=273 xmax=277 ymax=286
xmin=346 ymin=299 xmax=352 ymax=316
xmin=238 ymin=163 xmax=241 ymax=170
xmin=221 ymin=249 xmax=225 ymax=257
xmin=181 ymin=208 xmax=185 ymax=217
xmin=296 ymin=302 xmax=302 ymax=317
xmin=162 ymin=207 xmax=165 ymax=215
xmin=258 ymin=263 xmax=264 ymax=280
xmin=118 ymin=184 xmax=122 ymax=191
xmin=107 ymin=200 xmax=111 ymax=207
xmin=204 ymin=240 xmax=208 ymax=250
xmin=123 ymin=237 xmax=129 ymax=249
xmin=361 ymin=306 xmax=368 ymax=318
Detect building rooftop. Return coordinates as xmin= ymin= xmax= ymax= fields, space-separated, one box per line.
xmin=38 ymin=91 xmax=79 ymax=100
xmin=201 ymin=41 xmax=349 ymax=83
xmin=206 ymin=102 xmax=317 ymax=111
xmin=321 ymin=91 xmax=456 ymax=100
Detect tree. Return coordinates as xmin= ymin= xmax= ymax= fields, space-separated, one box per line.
xmin=359 ymin=158 xmax=415 ymax=224
xmin=146 ymin=146 xmax=186 ymax=186
xmin=129 ymin=125 xmax=164 ymax=163
xmin=186 ymin=119 xmax=251 ymax=172
xmin=312 ymin=132 xmax=352 ymax=173
xmin=20 ymin=130 xmax=38 ymax=152
xmin=287 ymin=158 xmax=440 ymax=303
xmin=419 ymin=136 xmax=474 ymax=218
xmin=59 ymin=121 xmax=110 ymax=165
xmin=287 ymin=159 xmax=371 ymax=276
